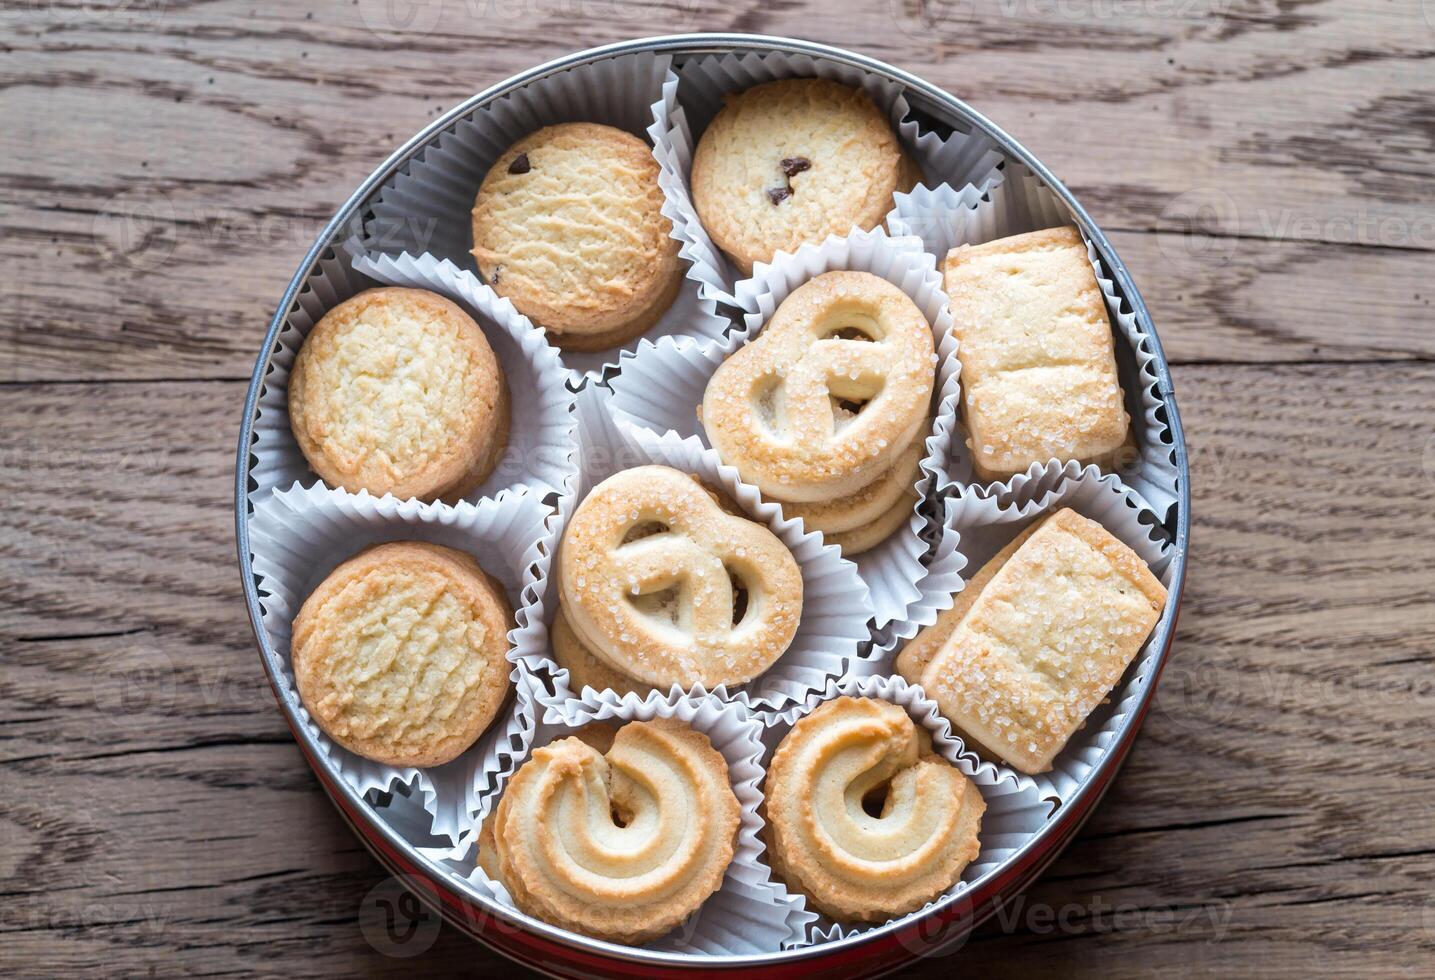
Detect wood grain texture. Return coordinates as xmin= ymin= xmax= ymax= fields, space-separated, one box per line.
xmin=2 ymin=0 xmax=1433 ymax=976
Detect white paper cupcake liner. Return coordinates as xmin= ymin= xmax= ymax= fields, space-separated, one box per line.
xmin=246 ymin=482 xmax=553 ymax=844
xmin=246 ymin=247 xmax=575 ymax=507
xmin=650 ymin=50 xmax=1008 ymax=307
xmin=345 ymin=52 xmax=731 ymax=384
xmin=533 ymin=384 xmax=873 ymax=712
xmin=881 ymin=462 xmax=1177 ymax=803
xmin=758 ymin=674 xmax=1052 ymax=947
xmin=887 ymin=165 xmax=1182 ymax=520
xmin=446 ymin=685 xmax=816 ymax=955
xmin=608 ymin=227 xmax=963 ymax=631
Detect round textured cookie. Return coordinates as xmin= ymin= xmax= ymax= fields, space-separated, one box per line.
xmin=551 ymin=607 xmax=654 ymax=698
xmin=288 ymin=287 xmax=509 ymax=502
xmin=492 ymin=718 xmax=740 ymax=944
xmin=470 ymin=122 xmax=683 ymax=351
xmin=765 ymin=697 xmax=985 ymax=923
xmin=291 ymin=541 xmax=514 ymax=768
xmin=690 ymin=78 xmax=919 ymax=274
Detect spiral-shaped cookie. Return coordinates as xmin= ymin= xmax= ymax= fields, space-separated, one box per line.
xmin=492 ymin=718 xmax=740 ymax=944
xmin=765 ymin=697 xmax=985 ymax=923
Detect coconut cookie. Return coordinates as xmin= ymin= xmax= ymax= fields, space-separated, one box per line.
xmin=909 ymin=509 xmax=1167 ymax=774
xmin=492 ymin=718 xmax=740 ymax=944
xmin=471 ymin=122 xmax=683 ymax=351
xmin=288 ymin=287 xmax=509 ymax=502
xmin=558 ymin=465 xmax=803 ymax=689
xmin=690 ymin=79 xmax=920 ymax=274
xmin=765 ymin=697 xmax=985 ymax=923
xmin=291 ymin=542 xmax=514 ymax=768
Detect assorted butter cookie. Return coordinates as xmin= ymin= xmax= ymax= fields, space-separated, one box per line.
xmin=898 ymin=508 xmax=1167 ymax=774
xmin=765 ymin=697 xmax=985 ymax=922
xmin=291 ymin=541 xmax=514 ymax=768
xmin=491 ymin=717 xmax=740 ymax=944
xmin=702 ymin=270 xmax=934 ymax=555
xmin=691 ymin=79 xmax=921 ymax=273
xmin=471 ymin=122 xmax=684 ymax=351
xmin=559 ymin=465 xmax=803 ymax=688
xmin=288 ymin=287 xmax=510 ymax=502
xmin=943 ymin=226 xmax=1134 ymax=482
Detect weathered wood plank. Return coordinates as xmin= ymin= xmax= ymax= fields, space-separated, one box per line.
xmin=2 ymin=361 xmax=1433 ymax=975
xmin=3 ymin=1 xmax=1433 ymax=382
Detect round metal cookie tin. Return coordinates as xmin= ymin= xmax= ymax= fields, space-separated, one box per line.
xmin=235 ymin=32 xmax=1190 ymax=979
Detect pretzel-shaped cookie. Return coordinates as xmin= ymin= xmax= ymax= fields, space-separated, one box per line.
xmin=559 ymin=465 xmax=803 ymax=688
xmin=702 ymin=271 xmax=935 ymax=503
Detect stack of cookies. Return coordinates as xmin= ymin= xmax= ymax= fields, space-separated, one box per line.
xmin=701 ymin=270 xmax=935 ymax=556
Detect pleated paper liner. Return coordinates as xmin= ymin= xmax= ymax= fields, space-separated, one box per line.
xmin=886 ymin=164 xmax=1182 ymax=520
xmin=608 ymin=226 xmax=962 ymax=630
xmin=246 ymin=483 xmax=554 ymax=844
xmin=533 ymin=384 xmax=874 ymax=713
xmin=877 ymin=462 xmax=1178 ymax=804
xmin=650 ymin=49 xmax=1008 ymax=307
xmin=758 ymin=674 xmax=1053 ymax=947
xmin=344 ymin=51 xmax=731 ymax=384
xmin=445 ymin=682 xmax=816 ymax=955
xmin=247 ymin=246 xmax=576 ymax=508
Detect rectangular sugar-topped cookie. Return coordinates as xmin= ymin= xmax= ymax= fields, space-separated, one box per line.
xmin=943 ymin=226 xmax=1131 ymax=483
xmin=908 ymin=508 xmax=1166 ymax=774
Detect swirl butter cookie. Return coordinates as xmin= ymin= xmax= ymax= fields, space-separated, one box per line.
xmin=288 ymin=287 xmax=509 ymax=502
xmin=493 ymin=718 xmax=740 ymax=944
xmin=702 ymin=271 xmax=934 ymax=504
xmin=690 ymin=79 xmax=920 ymax=274
xmin=765 ymin=697 xmax=985 ymax=923
xmin=291 ymin=542 xmax=514 ymax=768
xmin=471 ymin=122 xmax=683 ymax=351
xmin=559 ymin=465 xmax=803 ymax=688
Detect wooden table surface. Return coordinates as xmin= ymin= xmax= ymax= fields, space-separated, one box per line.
xmin=4 ymin=1 xmax=1434 ymax=976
